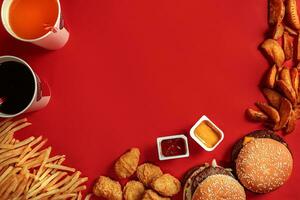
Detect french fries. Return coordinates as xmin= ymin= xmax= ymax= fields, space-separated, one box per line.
xmin=272 ymin=23 xmax=284 ymax=39
xmin=0 ymin=118 xmax=89 ymax=200
xmin=276 ymin=80 xmax=297 ymax=105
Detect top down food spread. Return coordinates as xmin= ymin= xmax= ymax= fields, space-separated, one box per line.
xmin=1 ymin=0 xmax=300 ymax=199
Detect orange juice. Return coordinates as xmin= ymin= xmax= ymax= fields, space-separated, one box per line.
xmin=9 ymin=0 xmax=59 ymax=40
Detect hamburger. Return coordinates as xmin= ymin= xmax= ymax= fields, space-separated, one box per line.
xmin=232 ymin=130 xmax=293 ymax=193
xmin=183 ymin=160 xmax=246 ymax=200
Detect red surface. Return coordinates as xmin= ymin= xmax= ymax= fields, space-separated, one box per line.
xmin=0 ymin=0 xmax=299 ymax=199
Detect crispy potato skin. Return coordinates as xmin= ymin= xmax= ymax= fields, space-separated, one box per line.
xmin=93 ymin=176 xmax=122 ymax=200
xmin=151 ymin=174 xmax=181 ymax=197
xmin=114 ymin=148 xmax=140 ymax=179
xmin=286 ymin=0 xmax=300 ymax=30
xmin=142 ymin=190 xmax=170 ymax=200
xmin=274 ymin=98 xmax=292 ymax=130
xmin=255 ymin=102 xmax=280 ymax=123
xmin=261 ymin=39 xmax=285 ymax=68
xmin=269 ymin=0 xmax=285 ymax=25
xmin=137 ymin=163 xmax=163 ymax=187
xmin=264 ymin=65 xmax=277 ymax=88
xmin=246 ymin=108 xmax=269 ymax=122
xmin=123 ymin=181 xmax=145 ymax=200
xmin=262 ymin=88 xmax=282 ymax=109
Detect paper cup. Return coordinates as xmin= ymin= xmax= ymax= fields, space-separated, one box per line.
xmin=1 ymin=0 xmax=69 ymax=50
xmin=0 ymin=56 xmax=51 ymax=118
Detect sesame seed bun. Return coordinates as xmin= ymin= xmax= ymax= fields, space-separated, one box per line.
xmin=192 ymin=175 xmax=246 ymax=200
xmin=183 ymin=161 xmax=245 ymax=200
xmin=235 ymin=136 xmax=293 ymax=193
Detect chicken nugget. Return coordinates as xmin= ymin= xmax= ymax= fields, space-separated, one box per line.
xmin=151 ymin=174 xmax=181 ymax=197
xmin=123 ymin=180 xmax=145 ymax=200
xmin=93 ymin=176 xmax=122 ymax=200
xmin=142 ymin=190 xmax=171 ymax=200
xmin=137 ymin=163 xmax=163 ymax=187
xmin=114 ymin=148 xmax=140 ymax=179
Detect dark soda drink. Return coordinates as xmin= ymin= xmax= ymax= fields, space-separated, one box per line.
xmin=0 ymin=61 xmax=35 ymax=114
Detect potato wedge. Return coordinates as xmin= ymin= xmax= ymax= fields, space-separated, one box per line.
xmin=273 ymin=98 xmax=293 ymax=130
xmin=286 ymin=0 xmax=300 ymax=30
xmin=262 ymin=88 xmax=282 ymax=109
xmin=269 ymin=0 xmax=285 ymax=25
xmin=245 ymin=108 xmax=269 ymax=122
xmin=276 ymin=80 xmax=297 ymax=105
xmin=264 ymin=65 xmax=278 ymax=88
xmin=279 ymin=67 xmax=292 ymax=88
xmin=298 ymin=32 xmax=300 ymax=60
xmin=284 ymin=110 xmax=296 ymax=133
xmin=272 ymin=23 xmax=284 ymax=39
xmin=295 ymin=107 xmax=300 ymax=119
xmin=261 ymin=39 xmax=285 ymax=68
xmin=255 ymin=102 xmax=280 ymax=123
xmin=284 ymin=25 xmax=298 ymax=35
xmin=283 ymin=32 xmax=294 ymax=60
xmin=290 ymin=68 xmax=299 ymax=96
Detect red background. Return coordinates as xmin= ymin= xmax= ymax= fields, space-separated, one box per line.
xmin=0 ymin=0 xmax=299 ymax=199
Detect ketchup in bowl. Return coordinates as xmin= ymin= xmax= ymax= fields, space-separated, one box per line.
xmin=161 ymin=138 xmax=187 ymax=157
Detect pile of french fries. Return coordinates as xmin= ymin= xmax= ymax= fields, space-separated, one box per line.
xmin=0 ymin=118 xmax=91 ymax=200
xmin=246 ymin=0 xmax=300 ymax=134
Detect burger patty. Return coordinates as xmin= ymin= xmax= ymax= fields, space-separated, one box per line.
xmin=231 ymin=130 xmax=288 ymax=166
xmin=188 ymin=166 xmax=234 ymax=194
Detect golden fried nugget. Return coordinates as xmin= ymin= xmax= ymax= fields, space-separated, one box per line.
xmin=137 ymin=163 xmax=163 ymax=187
xmin=114 ymin=148 xmax=140 ymax=179
xmin=142 ymin=190 xmax=170 ymax=200
xmin=123 ymin=181 xmax=145 ymax=200
xmin=93 ymin=176 xmax=122 ymax=200
xmin=151 ymin=174 xmax=181 ymax=197
xmin=261 ymin=39 xmax=285 ymax=68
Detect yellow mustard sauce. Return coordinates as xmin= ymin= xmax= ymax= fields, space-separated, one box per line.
xmin=194 ymin=121 xmax=221 ymax=148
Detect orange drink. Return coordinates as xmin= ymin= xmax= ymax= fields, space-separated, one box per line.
xmin=9 ymin=0 xmax=59 ymax=39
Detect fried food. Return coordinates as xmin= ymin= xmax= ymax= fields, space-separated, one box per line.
xmin=276 ymin=80 xmax=297 ymax=105
xmin=137 ymin=163 xmax=163 ymax=187
xmin=290 ymin=68 xmax=299 ymax=96
xmin=295 ymin=107 xmax=300 ymax=119
xmin=123 ymin=180 xmax=145 ymax=200
xmin=279 ymin=67 xmax=292 ymax=87
xmin=273 ymin=98 xmax=293 ymax=130
xmin=255 ymin=102 xmax=280 ymax=123
xmin=298 ymin=32 xmax=300 ymax=60
xmin=264 ymin=65 xmax=278 ymax=88
xmin=262 ymin=88 xmax=282 ymax=109
xmin=245 ymin=108 xmax=269 ymax=122
xmin=286 ymin=0 xmax=300 ymax=30
xmin=151 ymin=174 xmax=181 ymax=197
xmin=285 ymin=110 xmax=297 ymax=133
xmin=0 ymin=118 xmax=88 ymax=200
xmin=261 ymin=39 xmax=285 ymax=68
xmin=142 ymin=190 xmax=170 ymax=200
xmin=268 ymin=0 xmax=285 ymax=25
xmin=93 ymin=176 xmax=122 ymax=200
xmin=272 ymin=23 xmax=284 ymax=39
xmin=283 ymin=32 xmax=294 ymax=60
xmin=284 ymin=25 xmax=298 ymax=35
xmin=114 ymin=148 xmax=140 ymax=179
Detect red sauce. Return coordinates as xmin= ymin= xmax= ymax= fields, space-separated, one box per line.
xmin=161 ymin=138 xmax=186 ymax=157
